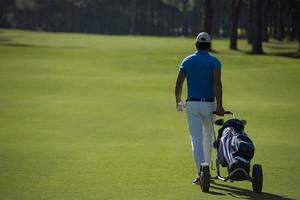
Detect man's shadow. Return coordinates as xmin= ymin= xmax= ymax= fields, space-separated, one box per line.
xmin=208 ymin=180 xmax=295 ymax=200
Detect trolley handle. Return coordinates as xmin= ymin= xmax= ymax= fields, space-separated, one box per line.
xmin=212 ymin=111 xmax=232 ymax=115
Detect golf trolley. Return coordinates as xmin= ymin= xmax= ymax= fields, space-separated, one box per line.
xmin=198 ymin=111 xmax=263 ymax=193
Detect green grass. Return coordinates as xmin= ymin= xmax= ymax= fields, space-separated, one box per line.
xmin=0 ymin=29 xmax=299 ymax=200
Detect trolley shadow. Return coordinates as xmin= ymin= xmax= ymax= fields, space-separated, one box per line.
xmin=209 ymin=180 xmax=295 ymax=200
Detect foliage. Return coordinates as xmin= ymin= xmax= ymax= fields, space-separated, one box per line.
xmin=15 ymin=0 xmax=39 ymax=10
xmin=162 ymin=0 xmax=194 ymax=12
xmin=0 ymin=0 xmax=299 ymax=51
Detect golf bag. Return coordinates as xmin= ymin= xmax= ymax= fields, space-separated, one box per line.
xmin=217 ymin=119 xmax=255 ymax=181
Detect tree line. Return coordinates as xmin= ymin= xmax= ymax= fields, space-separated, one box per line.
xmin=0 ymin=0 xmax=299 ymax=54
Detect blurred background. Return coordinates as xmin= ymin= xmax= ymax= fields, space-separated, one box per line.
xmin=0 ymin=0 xmax=299 ymax=54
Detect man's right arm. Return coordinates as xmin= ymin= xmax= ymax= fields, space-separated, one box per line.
xmin=213 ymin=69 xmax=225 ymax=116
xmin=175 ymin=72 xmax=185 ymax=103
xmin=175 ymin=72 xmax=185 ymax=111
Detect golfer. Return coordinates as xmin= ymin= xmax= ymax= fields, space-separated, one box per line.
xmin=174 ymin=32 xmax=225 ymax=184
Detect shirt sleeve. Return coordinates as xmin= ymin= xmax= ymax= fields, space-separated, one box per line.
xmin=179 ymin=59 xmax=187 ymax=75
xmin=214 ymin=58 xmax=221 ymax=70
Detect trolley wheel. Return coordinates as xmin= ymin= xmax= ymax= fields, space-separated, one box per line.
xmin=252 ymin=164 xmax=263 ymax=193
xmin=200 ymin=163 xmax=210 ymax=192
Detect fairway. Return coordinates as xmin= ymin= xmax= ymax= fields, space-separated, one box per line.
xmin=0 ymin=29 xmax=300 ymax=200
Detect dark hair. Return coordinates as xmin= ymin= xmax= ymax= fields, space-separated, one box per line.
xmin=195 ymin=42 xmax=211 ymax=51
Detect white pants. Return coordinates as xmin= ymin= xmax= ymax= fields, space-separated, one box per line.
xmin=185 ymin=101 xmax=216 ymax=172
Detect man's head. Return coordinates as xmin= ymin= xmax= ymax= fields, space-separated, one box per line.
xmin=195 ymin=32 xmax=211 ymax=51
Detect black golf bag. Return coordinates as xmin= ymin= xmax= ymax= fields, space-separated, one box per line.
xmin=216 ymin=119 xmax=255 ymax=181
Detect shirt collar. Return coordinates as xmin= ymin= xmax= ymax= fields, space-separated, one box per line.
xmin=195 ymin=50 xmax=209 ymax=55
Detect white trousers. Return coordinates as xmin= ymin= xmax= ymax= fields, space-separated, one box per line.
xmin=185 ymin=101 xmax=216 ymax=172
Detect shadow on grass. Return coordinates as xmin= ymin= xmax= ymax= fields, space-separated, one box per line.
xmin=209 ymin=180 xmax=295 ymax=200
xmin=0 ymin=35 xmax=12 ymax=42
xmin=264 ymin=43 xmax=297 ymax=51
xmin=0 ymin=42 xmax=86 ymax=49
xmin=0 ymin=43 xmax=49 ymax=48
xmin=267 ymin=52 xmax=300 ymax=59
xmin=236 ymin=48 xmax=300 ymax=59
xmin=209 ymin=49 xmax=220 ymax=54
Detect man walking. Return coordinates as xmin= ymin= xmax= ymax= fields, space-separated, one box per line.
xmin=174 ymin=32 xmax=225 ymax=184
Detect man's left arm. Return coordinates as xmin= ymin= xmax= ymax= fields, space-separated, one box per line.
xmin=213 ymin=60 xmax=225 ymax=116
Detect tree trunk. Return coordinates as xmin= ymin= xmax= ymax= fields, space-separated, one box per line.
xmin=202 ymin=0 xmax=213 ymax=34
xmin=240 ymin=1 xmax=247 ymax=38
xmin=182 ymin=12 xmax=188 ymax=36
xmin=211 ymin=0 xmax=221 ymax=37
xmin=251 ymin=0 xmax=263 ymax=54
xmin=247 ymin=0 xmax=253 ymax=44
xmin=262 ymin=0 xmax=269 ymax=42
xmin=277 ymin=0 xmax=284 ymax=40
xmin=191 ymin=7 xmax=200 ymax=35
xmin=229 ymin=0 xmax=241 ymax=50
xmin=221 ymin=1 xmax=228 ymax=37
xmin=129 ymin=0 xmax=137 ymax=35
xmin=296 ymin=0 xmax=300 ymax=52
xmin=272 ymin=0 xmax=278 ymax=39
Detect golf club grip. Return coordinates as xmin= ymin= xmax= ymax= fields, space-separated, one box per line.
xmin=213 ymin=111 xmax=232 ymax=115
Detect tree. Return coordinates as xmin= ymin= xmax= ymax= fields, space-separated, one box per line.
xmin=251 ymin=0 xmax=263 ymax=54
xmin=229 ymin=0 xmax=241 ymax=50
xmin=294 ymin=0 xmax=300 ymax=52
xmin=202 ymin=0 xmax=213 ymax=34
xmin=261 ymin=0 xmax=269 ymax=42
xmin=276 ymin=0 xmax=284 ymax=40
xmin=0 ymin=0 xmax=297 ymax=45
xmin=0 ymin=0 xmax=14 ymax=27
xmin=129 ymin=0 xmax=137 ymax=34
xmin=162 ymin=0 xmax=194 ymax=36
xmin=247 ymin=0 xmax=253 ymax=44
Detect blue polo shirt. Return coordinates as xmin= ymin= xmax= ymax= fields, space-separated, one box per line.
xmin=179 ymin=50 xmax=221 ymax=99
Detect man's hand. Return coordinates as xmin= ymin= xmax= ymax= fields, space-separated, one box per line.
xmin=215 ymin=105 xmax=225 ymax=116
xmin=176 ymin=101 xmax=185 ymax=112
